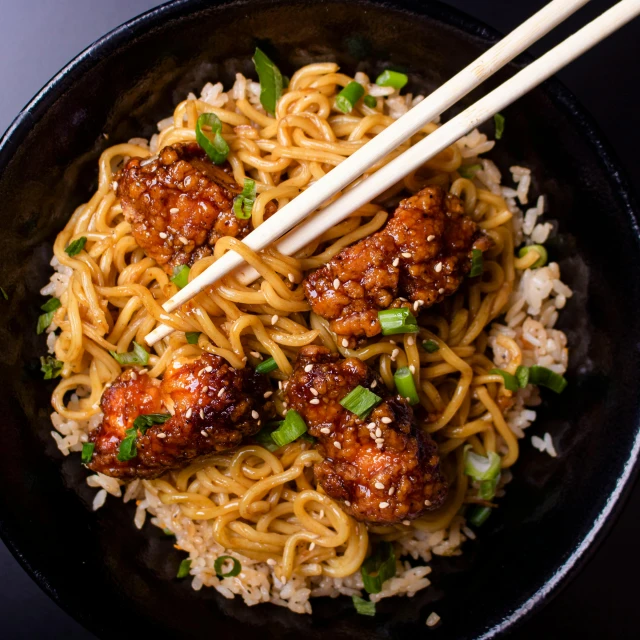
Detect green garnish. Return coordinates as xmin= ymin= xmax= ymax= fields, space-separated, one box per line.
xmin=393 ymin=367 xmax=420 ymax=405
xmin=422 ymin=340 xmax=440 ymax=354
xmin=177 ymin=558 xmax=192 ymax=578
xmin=109 ymin=341 xmax=149 ymax=367
xmin=518 ymin=244 xmax=548 ymax=268
xmin=0 ymin=287 xmax=7 ymax=300
xmin=340 ymin=385 xmax=382 ymax=419
xmin=335 ymin=81 xmax=365 ymax=114
xmin=478 ymin=476 xmax=499 ymax=501
xmin=467 ymin=505 xmax=492 ymax=527
xmin=459 ymin=163 xmax=482 ymax=179
xmin=469 ymin=249 xmax=484 ymax=278
xmin=494 ymin=113 xmax=505 ymax=140
xmin=352 ymin=595 xmax=376 ymax=616
xmin=232 ymin=178 xmax=257 ymax=220
xmin=65 ymin=236 xmax=87 ymax=257
xmin=171 ymin=264 xmax=190 ymax=289
xmin=185 ymin=331 xmax=201 ymax=345
xmin=255 ymin=357 xmax=278 ymax=374
xmin=515 ymin=365 xmax=530 ymax=389
xmin=163 ymin=528 xmax=174 ymax=536
xmin=81 ymin=442 xmax=95 ymax=464
xmin=363 ymin=95 xmax=377 ymax=108
xmin=37 ymin=297 xmax=61 ymax=333
xmin=254 ymin=424 xmax=282 ymax=452
xmin=195 ymin=112 xmax=229 ymax=164
xmin=528 ymin=365 xmax=568 ymax=394
xmin=41 ymin=297 xmax=61 ymax=313
xmin=214 ymin=555 xmax=242 ymax=578
xmin=271 ymin=410 xmax=307 ymax=447
xmin=375 ymin=69 xmax=408 ymax=90
xmin=361 ymin=541 xmax=396 ymax=594
xmin=378 ymin=308 xmax=419 ymax=335
xmin=489 ymin=368 xmax=519 ymax=392
xmin=40 ymin=355 xmax=63 ymax=379
xmin=464 ymin=448 xmax=501 ymax=483
xmin=117 ymin=427 xmax=138 ymax=461
xmin=253 ymin=47 xmax=283 ymax=115
xmin=133 ymin=413 xmax=171 ymax=434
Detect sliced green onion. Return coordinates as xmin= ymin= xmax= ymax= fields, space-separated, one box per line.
xmin=81 ymin=442 xmax=95 ymax=464
xmin=393 ymin=367 xmax=419 ymax=405
xmin=185 ymin=331 xmax=201 ymax=345
xmin=195 ymin=112 xmax=229 ymax=164
xmin=528 ymin=365 xmax=568 ymax=394
xmin=469 ymin=248 xmax=484 ymax=277
xmin=255 ymin=357 xmax=278 ymax=374
xmin=422 ymin=339 xmax=440 ymax=354
xmin=271 ymin=410 xmax=307 ymax=447
xmin=254 ymin=424 xmax=281 ymax=452
xmin=109 ymin=341 xmax=149 ymax=367
xmin=352 ymin=595 xmax=376 ymax=616
xmin=36 ymin=311 xmax=55 ymax=335
xmin=40 ymin=355 xmax=63 ymax=380
xmin=335 ymin=81 xmax=365 ymax=114
xmin=65 ymin=236 xmax=87 ymax=257
xmin=133 ymin=413 xmax=171 ymax=434
xmin=494 ymin=113 xmax=505 ymax=140
xmin=41 ymin=297 xmax=61 ymax=313
xmin=464 ymin=447 xmax=501 ymax=482
xmin=515 ymin=365 xmax=530 ymax=389
xmin=253 ymin=47 xmax=283 ymax=115
xmin=163 ymin=528 xmax=174 ymax=536
xmin=117 ymin=427 xmax=138 ymax=462
xmin=478 ymin=476 xmax=500 ymax=501
xmin=375 ymin=69 xmax=408 ymax=90
xmin=171 ymin=264 xmax=190 ymax=289
xmin=340 ymin=385 xmax=382 ymax=419
xmin=363 ymin=95 xmax=377 ymax=108
xmin=518 ymin=244 xmax=548 ymax=269
xmin=489 ymin=368 xmax=519 ymax=392
xmin=177 ymin=558 xmax=192 ymax=578
xmin=459 ymin=163 xmax=482 ymax=179
xmin=467 ymin=505 xmax=492 ymax=527
xmin=361 ymin=541 xmax=396 ymax=594
xmin=214 ymin=555 xmax=242 ymax=578
xmin=0 ymin=287 xmax=7 ymax=300
xmin=378 ymin=308 xmax=418 ymax=335
xmin=232 ymin=178 xmax=256 ymax=220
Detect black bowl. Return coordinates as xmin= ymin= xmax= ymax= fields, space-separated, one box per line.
xmin=1 ymin=0 xmax=639 ymax=638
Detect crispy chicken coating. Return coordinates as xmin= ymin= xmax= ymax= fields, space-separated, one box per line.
xmin=284 ymin=346 xmax=447 ymax=524
xmin=303 ymin=186 xmax=492 ymax=339
xmin=87 ymin=353 xmax=272 ymax=479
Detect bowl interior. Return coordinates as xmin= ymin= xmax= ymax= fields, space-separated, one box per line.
xmin=0 ymin=1 xmax=639 ymax=638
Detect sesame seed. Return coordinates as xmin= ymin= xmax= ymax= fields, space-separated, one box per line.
xmin=367 ymin=422 xmax=375 ymax=430
xmin=173 ymin=362 xmax=181 ymax=369
xmin=341 ymin=339 xmax=349 ymax=348
xmin=375 ymin=437 xmax=384 ymax=444
xmin=218 ymin=387 xmax=225 ymax=397
xmin=392 ymin=257 xmax=400 ymax=267
xmin=271 ymin=315 xmax=278 ymax=325
xmin=159 ymin=232 xmax=168 ymax=239
xmin=344 ymin=500 xmax=351 ymax=506
xmin=424 ymin=499 xmax=432 ymax=506
xmin=379 ymin=502 xmax=389 ymax=509
xmin=309 ymin=542 xmax=316 ymax=551
xmin=201 ymin=430 xmax=208 ymax=437
xmin=310 ymin=388 xmax=318 ymax=396
xmin=381 ymin=417 xmax=392 ymax=424
xmin=111 ymin=181 xmax=118 ymax=191
xmin=310 ymin=398 xmax=320 ymax=405
xmin=427 ymin=235 xmax=435 ymax=241
xmin=320 ymin=428 xmax=331 ymax=434
xmin=389 ymin=340 xmax=396 ymax=345
xmin=170 ymin=207 xmax=179 ymax=214
xmin=250 ymin=351 xmax=261 ymax=358
xmin=264 ymin=391 xmax=273 ymax=398
xmin=407 ymin=336 xmax=415 ymax=346
xmin=434 ymin=262 xmax=443 ymax=273
xmin=403 ymin=520 xmax=411 ymax=526
xmin=391 ymin=348 xmax=400 ymax=360
xmin=376 ymin=442 xmax=383 ymax=449
xmin=252 ymin=410 xmax=259 ymax=419
xmin=266 ymin=558 xmax=276 ymax=566
xmin=438 ymin=288 xmax=445 ymax=294
xmin=157 ymin=433 xmax=166 ymax=439
xmin=288 ymin=273 xmax=296 ymax=283
xmin=200 ymin=409 xmax=205 ymax=419
xmin=205 ymin=366 xmax=213 ymax=372
xmin=202 ymin=386 xmax=208 ymax=392
xmin=388 ymin=487 xmax=395 ymax=495
xmin=186 ymin=408 xmax=193 ymax=419
xmin=278 ymin=381 xmax=283 ymax=390
xmin=333 ymin=278 xmax=340 ymax=289
xmin=179 ymin=236 xmax=189 ymax=245
xmin=409 ymin=365 xmax=415 ymax=374
xmin=413 ymin=301 xmax=420 ymax=312
xmin=402 ymin=252 xmax=412 ymax=259
xmin=375 ymin=428 xmax=382 ymax=438
xmin=304 ymin=364 xmax=313 ymax=373
xmin=371 ymin=380 xmax=377 ymax=388
xmin=334 ymin=441 xmax=341 ymax=449
xmin=375 ymin=482 xmax=385 ymax=490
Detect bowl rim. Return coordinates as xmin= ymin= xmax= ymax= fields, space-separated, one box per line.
xmin=1 ymin=0 xmax=639 ymax=637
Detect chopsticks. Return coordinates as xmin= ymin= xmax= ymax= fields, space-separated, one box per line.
xmin=145 ymin=0 xmax=638 ymax=346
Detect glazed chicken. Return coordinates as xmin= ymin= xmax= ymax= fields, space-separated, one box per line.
xmin=87 ymin=353 xmax=272 ymax=479
xmin=284 ymin=346 xmax=447 ymax=524
xmin=116 ymin=142 xmax=246 ymax=274
xmin=304 ymin=186 xmax=492 ymax=340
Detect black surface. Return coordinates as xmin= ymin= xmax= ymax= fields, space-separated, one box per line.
xmin=0 ymin=1 xmax=639 ymax=638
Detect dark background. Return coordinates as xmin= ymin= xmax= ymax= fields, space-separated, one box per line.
xmin=0 ymin=0 xmax=638 ymax=637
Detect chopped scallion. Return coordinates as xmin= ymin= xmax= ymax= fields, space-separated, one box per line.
xmin=171 ymin=264 xmax=190 ymax=289
xmin=361 ymin=541 xmax=396 ymax=594
xmin=109 ymin=341 xmax=149 ymax=367
xmin=117 ymin=427 xmax=138 ymax=461
xmin=489 ymin=368 xmax=519 ymax=392
xmin=352 ymin=595 xmax=376 ymax=616
xmin=340 ymin=385 xmax=382 ymax=419
xmin=36 ymin=311 xmax=55 ymax=335
xmin=255 ymin=357 xmax=278 ymax=374
xmin=363 ymin=95 xmax=377 ymax=108
xmin=464 ymin=447 xmax=501 ymax=482
xmin=478 ymin=476 xmax=500 ymax=501
xmin=518 ymin=244 xmax=548 ymax=268
xmin=459 ymin=163 xmax=482 ymax=179
xmin=375 ymin=69 xmax=408 ymax=90
xmin=81 ymin=442 xmax=95 ymax=464
xmin=271 ymin=410 xmax=307 ymax=447
xmin=494 ymin=113 xmax=505 ymax=140
xmin=195 ymin=112 xmax=229 ymax=164
xmin=40 ymin=355 xmax=63 ymax=380
xmin=254 ymin=424 xmax=281 ymax=452
xmin=393 ymin=367 xmax=419 ymax=405
xmin=515 ymin=365 xmax=530 ymax=389
xmin=253 ymin=47 xmax=283 ymax=115
xmin=65 ymin=236 xmax=87 ymax=257
xmin=528 ymin=365 xmax=568 ymax=394
xmin=467 ymin=505 xmax=492 ymax=527
xmin=163 ymin=528 xmax=174 ymax=536
xmin=469 ymin=248 xmax=484 ymax=277
xmin=378 ymin=307 xmax=418 ymax=335
xmin=0 ymin=287 xmax=7 ymax=300
xmin=422 ymin=339 xmax=440 ymax=354
xmin=133 ymin=413 xmax=171 ymax=434
xmin=233 ymin=177 xmax=256 ymax=220
xmin=214 ymin=555 xmax=242 ymax=578
xmin=335 ymin=81 xmax=365 ymax=113
xmin=41 ymin=297 xmax=61 ymax=313
xmin=185 ymin=331 xmax=201 ymax=345
xmin=177 ymin=558 xmax=192 ymax=578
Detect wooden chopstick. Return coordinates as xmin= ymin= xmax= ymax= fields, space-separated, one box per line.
xmin=145 ymin=0 xmax=638 ymax=346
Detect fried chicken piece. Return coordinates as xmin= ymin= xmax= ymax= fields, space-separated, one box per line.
xmin=87 ymin=353 xmax=272 ymax=479
xmin=303 ymin=186 xmax=492 ymax=339
xmin=284 ymin=346 xmax=447 ymax=524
